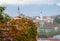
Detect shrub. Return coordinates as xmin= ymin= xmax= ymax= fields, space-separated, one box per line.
xmin=1 ymin=16 xmax=37 ymax=41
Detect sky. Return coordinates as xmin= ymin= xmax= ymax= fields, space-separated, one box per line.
xmin=0 ymin=0 xmax=60 ymax=17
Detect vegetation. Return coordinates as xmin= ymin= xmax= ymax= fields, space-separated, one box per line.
xmin=54 ymin=15 xmax=60 ymax=24
xmin=0 ymin=6 xmax=10 ymax=23
xmin=0 ymin=6 xmax=37 ymax=41
xmin=9 ymin=16 xmax=37 ymax=41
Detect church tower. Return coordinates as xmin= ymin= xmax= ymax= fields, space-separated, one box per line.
xmin=14 ymin=6 xmax=24 ymax=20
xmin=17 ymin=6 xmax=24 ymax=17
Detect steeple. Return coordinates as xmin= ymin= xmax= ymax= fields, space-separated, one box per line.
xmin=18 ymin=6 xmax=20 ymax=12
xmin=17 ymin=6 xmax=24 ymax=17
xmin=17 ymin=6 xmax=20 ymax=16
xmin=40 ymin=11 xmax=43 ymax=20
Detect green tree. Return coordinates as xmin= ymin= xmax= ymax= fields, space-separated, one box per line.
xmin=0 ymin=6 xmax=10 ymax=40
xmin=0 ymin=6 xmax=10 ymax=23
xmin=54 ymin=15 xmax=60 ymax=24
xmin=0 ymin=6 xmax=6 ymax=12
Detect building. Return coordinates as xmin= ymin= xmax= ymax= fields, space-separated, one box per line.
xmin=14 ymin=6 xmax=25 ymax=20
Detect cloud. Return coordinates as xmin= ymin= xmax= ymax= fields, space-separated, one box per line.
xmin=0 ymin=0 xmax=54 ymax=5
xmin=56 ymin=3 xmax=60 ymax=6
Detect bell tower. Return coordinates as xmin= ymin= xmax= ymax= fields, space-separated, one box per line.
xmin=17 ymin=6 xmax=24 ymax=17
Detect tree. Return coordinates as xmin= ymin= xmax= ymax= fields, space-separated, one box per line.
xmin=0 ymin=6 xmax=6 ymax=12
xmin=9 ymin=16 xmax=37 ymax=41
xmin=54 ymin=15 xmax=60 ymax=24
xmin=0 ymin=6 xmax=37 ymax=41
xmin=0 ymin=6 xmax=10 ymax=23
xmin=0 ymin=6 xmax=10 ymax=40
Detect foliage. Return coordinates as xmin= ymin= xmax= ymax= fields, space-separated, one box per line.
xmin=0 ymin=31 xmax=4 ymax=41
xmin=0 ymin=6 xmax=10 ymax=23
xmin=0 ymin=6 xmax=37 ymax=41
xmin=54 ymin=15 xmax=60 ymax=24
xmin=0 ymin=16 xmax=37 ymax=41
xmin=9 ymin=16 xmax=37 ymax=41
xmin=0 ymin=6 xmax=6 ymax=12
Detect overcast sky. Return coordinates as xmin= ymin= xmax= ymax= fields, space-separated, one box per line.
xmin=0 ymin=0 xmax=60 ymax=17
